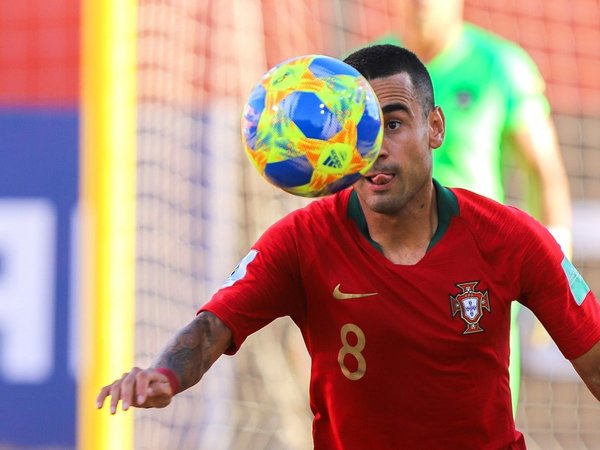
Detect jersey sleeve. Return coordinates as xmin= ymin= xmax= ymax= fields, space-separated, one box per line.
xmin=198 ymin=216 xmax=305 ymax=355
xmin=517 ymin=210 xmax=600 ymax=360
xmin=495 ymin=41 xmax=551 ymax=131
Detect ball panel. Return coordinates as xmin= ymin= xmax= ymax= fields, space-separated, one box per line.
xmin=279 ymin=91 xmax=342 ymax=140
xmin=355 ymin=100 xmax=383 ymax=158
xmin=264 ymin=156 xmax=313 ymax=188
xmin=326 ymin=172 xmax=362 ymax=193
xmin=314 ymin=142 xmax=353 ymax=174
xmin=241 ymin=83 xmax=267 ymax=151
xmin=244 ymin=146 xmax=268 ymax=173
xmin=309 ymin=56 xmax=360 ymax=79
xmin=264 ymin=56 xmax=313 ymax=93
xmin=348 ymin=148 xmax=376 ymax=175
xmin=337 ymin=83 xmax=366 ymax=125
xmin=255 ymin=110 xmax=305 ymax=162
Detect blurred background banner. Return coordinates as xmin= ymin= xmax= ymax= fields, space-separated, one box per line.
xmin=0 ymin=0 xmax=79 ymax=448
xmin=0 ymin=111 xmax=78 ymax=447
xmin=0 ymin=1 xmax=599 ymax=449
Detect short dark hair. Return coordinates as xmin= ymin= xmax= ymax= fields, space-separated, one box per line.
xmin=344 ymin=44 xmax=435 ymax=116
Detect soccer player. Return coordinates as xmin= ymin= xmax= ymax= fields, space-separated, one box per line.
xmin=97 ymin=45 xmax=600 ymax=449
xmin=375 ymin=0 xmax=573 ymax=407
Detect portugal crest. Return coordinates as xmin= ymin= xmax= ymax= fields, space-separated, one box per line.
xmin=449 ymin=281 xmax=491 ymax=334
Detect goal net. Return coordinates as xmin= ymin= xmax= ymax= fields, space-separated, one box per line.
xmin=133 ymin=1 xmax=600 ymax=449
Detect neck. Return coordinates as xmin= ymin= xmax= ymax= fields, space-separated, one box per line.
xmin=363 ymin=182 xmax=438 ymax=265
xmin=404 ymin=22 xmax=463 ymax=64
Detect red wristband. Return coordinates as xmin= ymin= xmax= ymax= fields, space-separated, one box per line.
xmin=155 ymin=367 xmax=180 ymax=395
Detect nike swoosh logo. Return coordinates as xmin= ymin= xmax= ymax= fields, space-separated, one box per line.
xmin=333 ymin=284 xmax=378 ymax=300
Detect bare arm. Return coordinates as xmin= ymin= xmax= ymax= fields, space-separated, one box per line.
xmin=153 ymin=310 xmax=233 ymax=391
xmin=506 ymin=114 xmax=572 ymax=253
xmin=96 ymin=311 xmax=233 ymax=413
xmin=571 ymin=340 xmax=600 ymax=402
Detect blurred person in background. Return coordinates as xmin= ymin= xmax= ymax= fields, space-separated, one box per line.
xmin=374 ymin=0 xmax=573 ymax=409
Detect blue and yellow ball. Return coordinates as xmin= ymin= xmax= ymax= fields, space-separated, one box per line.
xmin=241 ymin=54 xmax=383 ymax=197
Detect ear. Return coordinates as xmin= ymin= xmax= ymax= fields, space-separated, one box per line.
xmin=428 ymin=106 xmax=445 ymax=150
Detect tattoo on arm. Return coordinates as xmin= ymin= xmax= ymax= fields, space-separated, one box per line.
xmin=152 ymin=311 xmax=233 ymax=392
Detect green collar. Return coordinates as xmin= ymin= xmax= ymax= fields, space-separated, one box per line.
xmin=347 ymin=179 xmax=459 ymax=253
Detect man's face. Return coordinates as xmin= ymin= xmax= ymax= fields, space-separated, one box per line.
xmin=354 ymin=72 xmax=444 ymax=215
xmin=402 ymin=0 xmax=464 ymax=38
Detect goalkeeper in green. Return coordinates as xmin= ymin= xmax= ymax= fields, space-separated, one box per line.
xmin=376 ymin=0 xmax=572 ymax=411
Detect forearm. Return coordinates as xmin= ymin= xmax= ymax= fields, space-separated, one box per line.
xmin=537 ymin=162 xmax=572 ymax=256
xmin=525 ymin=122 xmax=572 ymax=229
xmin=152 ymin=311 xmax=233 ymax=392
xmin=508 ymin=117 xmax=572 ymax=253
xmin=582 ymin=373 xmax=600 ymax=402
xmin=576 ymin=368 xmax=600 ymax=402
xmin=572 ymin=341 xmax=600 ymax=402
xmin=537 ymin=166 xmax=572 ymax=230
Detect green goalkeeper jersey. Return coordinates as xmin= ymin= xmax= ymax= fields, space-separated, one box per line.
xmin=379 ymin=23 xmax=550 ymax=202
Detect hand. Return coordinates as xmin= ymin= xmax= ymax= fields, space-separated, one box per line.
xmin=96 ymin=367 xmax=175 ymax=414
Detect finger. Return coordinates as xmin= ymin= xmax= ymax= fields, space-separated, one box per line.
xmin=119 ymin=371 xmax=138 ymax=411
xmin=108 ymin=380 xmax=123 ymax=414
xmin=121 ymin=367 xmax=145 ymax=411
xmin=134 ymin=370 xmax=151 ymax=406
xmin=96 ymin=385 xmax=112 ymax=409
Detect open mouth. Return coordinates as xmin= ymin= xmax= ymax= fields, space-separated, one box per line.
xmin=365 ymin=173 xmax=395 ymax=185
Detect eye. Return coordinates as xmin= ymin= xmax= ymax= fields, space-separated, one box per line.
xmin=386 ymin=120 xmax=402 ymax=131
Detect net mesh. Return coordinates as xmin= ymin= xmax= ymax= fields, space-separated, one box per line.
xmin=133 ymin=1 xmax=600 ymax=449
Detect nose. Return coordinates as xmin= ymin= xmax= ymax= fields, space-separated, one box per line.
xmin=376 ymin=141 xmax=389 ymax=159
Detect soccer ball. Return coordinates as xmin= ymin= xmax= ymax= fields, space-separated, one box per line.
xmin=241 ymin=54 xmax=383 ymax=197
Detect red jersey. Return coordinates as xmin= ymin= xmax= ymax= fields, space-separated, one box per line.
xmin=200 ymin=182 xmax=600 ymax=450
